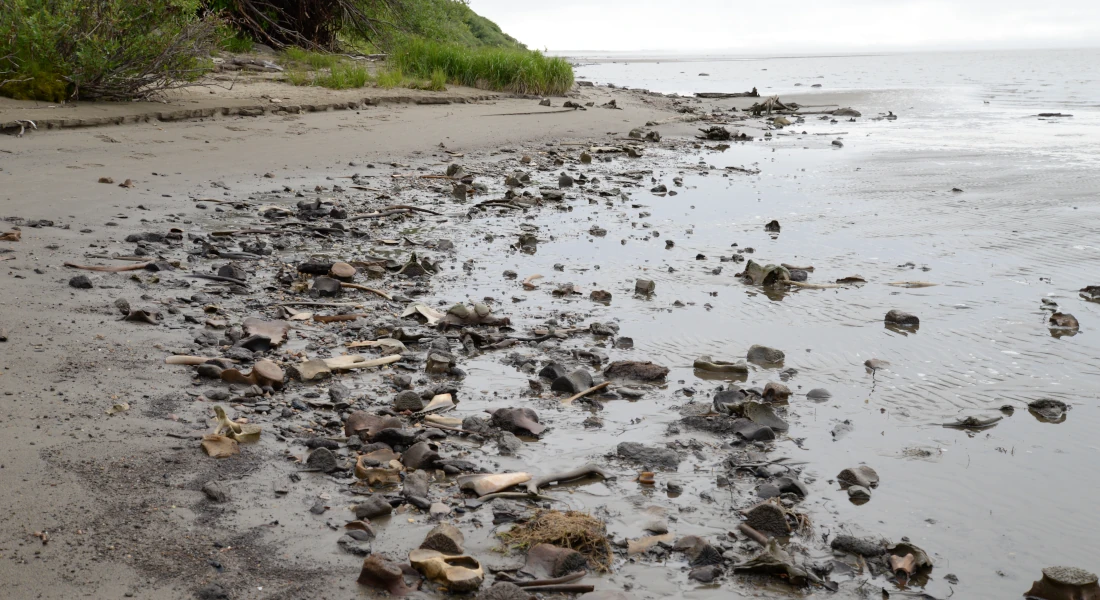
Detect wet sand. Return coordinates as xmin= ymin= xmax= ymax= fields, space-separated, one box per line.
xmin=2 ymin=80 xmax=1097 ymax=600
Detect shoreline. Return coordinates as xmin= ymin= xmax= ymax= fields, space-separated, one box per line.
xmin=4 ymin=70 xmax=1091 ymax=600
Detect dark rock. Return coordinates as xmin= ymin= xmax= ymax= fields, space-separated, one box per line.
xmin=393 ymin=390 xmax=424 ymax=411
xmin=617 ymin=441 xmax=680 ymax=469
xmin=689 ymin=565 xmax=722 ymax=583
xmin=807 ymin=388 xmax=832 ymax=401
xmin=491 ymin=407 xmax=545 ymax=435
xmin=837 ymin=466 xmax=880 ymax=489
xmin=551 ymin=369 xmax=593 ymax=394
xmin=68 ymin=275 xmax=93 ymax=289
xmin=743 ymin=502 xmax=790 ymax=536
xmin=757 ymin=476 xmax=809 ymax=499
xmin=763 ymin=382 xmax=791 ymax=402
xmin=539 ymin=362 xmax=569 ymax=381
xmin=372 ymin=428 xmax=419 ymax=447
xmin=420 ymin=522 xmax=465 ymax=554
xmin=306 ymin=448 xmax=339 ymax=473
xmin=353 ymin=495 xmax=393 ymax=520
xmin=831 ymin=535 xmax=888 ymax=557
xmin=885 ymin=310 xmax=920 ymax=327
xmin=604 ymin=360 xmax=669 ymax=382
xmin=311 ymin=276 xmax=342 ymax=298
xmin=402 ymin=442 xmax=439 ymax=470
xmin=848 ymin=485 xmax=871 ymax=501
xmin=403 ymin=470 xmax=430 ymax=499
xmin=337 ymin=533 xmax=372 ymax=556
xmin=764 ymin=220 xmax=781 ymax=233
xmin=732 ymin=419 xmax=776 ymax=441
xmin=217 ymin=263 xmax=247 ymax=281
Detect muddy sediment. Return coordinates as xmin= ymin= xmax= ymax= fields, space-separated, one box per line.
xmin=2 ymin=83 xmax=1096 ymax=600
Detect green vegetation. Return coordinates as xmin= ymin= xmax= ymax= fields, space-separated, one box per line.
xmin=314 ymin=63 xmax=371 ymax=89
xmin=0 ymin=0 xmax=573 ymax=101
xmin=0 ymin=0 xmax=216 ymax=101
xmin=369 ymin=0 xmax=524 ymax=49
xmin=390 ymin=38 xmax=573 ymax=95
xmin=375 ymin=66 xmax=404 ymax=89
xmin=281 ymin=47 xmax=340 ymax=70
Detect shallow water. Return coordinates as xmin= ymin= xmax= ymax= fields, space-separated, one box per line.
xmin=429 ymin=50 xmax=1100 ymax=597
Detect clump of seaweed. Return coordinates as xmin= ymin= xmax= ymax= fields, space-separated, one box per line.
xmin=497 ymin=510 xmax=613 ymax=572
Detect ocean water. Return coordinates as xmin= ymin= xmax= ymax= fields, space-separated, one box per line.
xmin=478 ymin=49 xmax=1100 ymax=598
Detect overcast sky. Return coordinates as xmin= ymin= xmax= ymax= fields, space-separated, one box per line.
xmin=468 ymin=0 xmax=1100 ymax=53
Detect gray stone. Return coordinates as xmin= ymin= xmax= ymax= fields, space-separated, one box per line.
xmin=635 ymin=279 xmax=656 ymax=294
xmin=353 ymin=496 xmax=393 ymax=520
xmin=617 ymin=441 xmax=681 ymax=469
xmin=746 ymin=345 xmax=785 ymax=365
xmin=306 ymin=448 xmax=339 ymax=473
xmin=837 ymin=465 xmax=880 ymax=489
xmin=68 ymin=275 xmax=93 ymax=289
xmin=372 ymin=428 xmax=419 ymax=447
xmin=497 ymin=432 xmax=523 ymax=455
xmin=539 ymin=362 xmax=568 ymax=380
xmin=551 ymin=369 xmax=593 ymax=394
xmin=848 ymin=485 xmax=871 ymax=500
xmin=689 ymin=565 xmax=722 ymax=583
xmin=403 ymin=470 xmax=430 ymax=499
xmin=478 ymin=582 xmax=531 ymax=600
xmin=402 ymin=441 xmax=439 ymax=470
xmin=394 ymin=390 xmax=424 ymax=411
xmin=420 ymin=522 xmax=465 ymax=554
xmin=831 ymin=535 xmax=887 ymax=557
xmin=885 ymin=309 xmax=920 ymax=327
xmin=429 ymin=502 xmax=452 ymax=519
xmin=807 ymin=388 xmax=832 ymax=401
xmin=201 ymin=481 xmax=229 ymax=503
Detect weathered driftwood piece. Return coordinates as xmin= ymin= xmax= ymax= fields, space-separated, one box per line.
xmin=523 ymin=464 xmax=614 ymax=494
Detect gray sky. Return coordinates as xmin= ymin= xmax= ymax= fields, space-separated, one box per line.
xmin=468 ymin=0 xmax=1100 ymax=52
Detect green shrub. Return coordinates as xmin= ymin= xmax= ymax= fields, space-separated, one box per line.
xmin=389 ymin=38 xmax=573 ymax=95
xmin=0 ymin=0 xmax=217 ymax=101
xmin=219 ymin=26 xmax=254 ymax=53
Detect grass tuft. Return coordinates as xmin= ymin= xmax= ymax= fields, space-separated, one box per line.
xmin=314 ymin=63 xmax=370 ymax=89
xmin=375 ymin=66 xmax=404 ymax=89
xmin=389 ymin=37 xmax=573 ymax=95
xmin=281 ymin=47 xmax=340 ymax=70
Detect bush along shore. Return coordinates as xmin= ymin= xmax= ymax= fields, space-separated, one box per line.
xmin=0 ymin=0 xmax=571 ymax=101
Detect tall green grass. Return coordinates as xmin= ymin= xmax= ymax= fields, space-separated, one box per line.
xmin=389 ymin=38 xmax=573 ymax=95
xmin=375 ymin=66 xmax=404 ymax=89
xmin=281 ymin=47 xmax=340 ymax=70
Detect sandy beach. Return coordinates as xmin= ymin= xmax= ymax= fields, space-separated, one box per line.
xmin=3 ymin=57 xmax=1098 ymax=600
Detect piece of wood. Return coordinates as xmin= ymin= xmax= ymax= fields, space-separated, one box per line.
xmin=64 ymin=261 xmax=152 ymax=272
xmin=524 ymin=463 xmax=613 ymax=494
xmin=514 ymin=572 xmax=587 ymax=587
xmin=313 ymin=314 xmax=367 ymax=323
xmin=562 ymin=381 xmax=610 ymax=405
xmin=164 ymin=355 xmax=235 ymax=365
xmin=738 ymin=523 xmax=769 ymax=546
xmin=340 ymin=282 xmax=393 ymax=300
